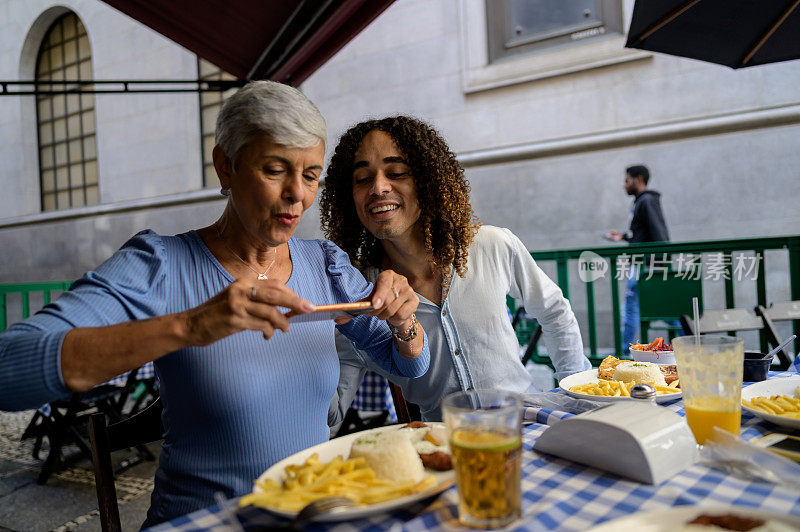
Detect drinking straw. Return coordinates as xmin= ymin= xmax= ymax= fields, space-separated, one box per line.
xmin=692 ymin=297 xmax=700 ymax=348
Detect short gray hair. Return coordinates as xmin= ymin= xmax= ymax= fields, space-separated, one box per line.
xmin=215 ymin=80 xmax=326 ymax=166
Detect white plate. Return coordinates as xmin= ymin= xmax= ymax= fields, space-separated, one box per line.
xmin=741 ymin=375 xmax=800 ymax=430
xmin=586 ymin=505 xmax=800 ymax=531
xmin=251 ymin=424 xmax=455 ymax=521
xmin=559 ymin=369 xmax=681 ymax=403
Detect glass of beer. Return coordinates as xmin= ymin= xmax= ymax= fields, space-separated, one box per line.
xmin=673 ymin=335 xmax=744 ymax=445
xmin=442 ymin=390 xmax=523 ymax=528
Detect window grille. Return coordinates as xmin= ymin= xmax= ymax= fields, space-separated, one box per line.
xmin=35 ymin=12 xmax=98 ymax=211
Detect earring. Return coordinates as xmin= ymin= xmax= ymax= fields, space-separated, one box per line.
xmin=220 ymin=187 xmax=231 ymax=197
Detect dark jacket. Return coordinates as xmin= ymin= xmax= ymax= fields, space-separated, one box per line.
xmin=623 ymin=190 xmax=669 ymax=243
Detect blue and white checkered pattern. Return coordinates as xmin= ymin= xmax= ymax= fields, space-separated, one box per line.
xmin=351 ymin=371 xmax=397 ymax=423
xmin=145 ymin=370 xmax=800 ymax=532
xmin=107 ymin=361 xmax=156 ymax=385
xmin=38 ymin=362 xmax=155 ymax=416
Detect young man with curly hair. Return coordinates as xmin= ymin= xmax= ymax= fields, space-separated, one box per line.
xmin=321 ymin=116 xmax=590 ymax=422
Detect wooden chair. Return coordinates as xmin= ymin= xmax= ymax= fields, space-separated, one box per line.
xmin=678 ymin=307 xmax=783 ymax=367
xmin=511 ymin=307 xmax=545 ymax=367
xmin=334 ymin=370 xmax=401 ymax=436
xmin=88 ymin=397 xmax=163 ymax=532
xmin=389 ymin=383 xmax=421 ymax=424
xmin=755 ymin=300 xmax=800 ymax=370
xmin=680 ymin=307 xmax=764 ymax=337
xmin=335 ymin=407 xmax=390 ymax=436
xmin=22 ymin=368 xmax=157 ymax=485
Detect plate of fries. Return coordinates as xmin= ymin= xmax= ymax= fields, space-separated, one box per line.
xmin=559 ymin=369 xmax=681 ymax=403
xmin=239 ymin=424 xmax=455 ymax=521
xmin=741 ymin=376 xmax=800 ymax=430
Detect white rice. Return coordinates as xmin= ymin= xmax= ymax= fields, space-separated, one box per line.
xmin=350 ymin=430 xmax=424 ymax=483
xmin=613 ymin=361 xmax=667 ymax=386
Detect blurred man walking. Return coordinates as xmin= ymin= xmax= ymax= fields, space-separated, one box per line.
xmin=604 ymin=165 xmax=670 ymax=354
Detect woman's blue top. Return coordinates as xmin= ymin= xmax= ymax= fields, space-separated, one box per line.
xmin=0 ymin=230 xmax=429 ymax=525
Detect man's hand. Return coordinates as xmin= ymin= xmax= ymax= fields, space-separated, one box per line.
xmin=369 ymin=270 xmax=419 ymax=330
xmin=604 ymin=230 xmax=624 ymax=242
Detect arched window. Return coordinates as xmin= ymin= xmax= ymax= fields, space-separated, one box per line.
xmin=35 ymin=13 xmax=98 ymax=211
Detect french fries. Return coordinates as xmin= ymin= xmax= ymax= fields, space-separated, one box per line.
xmin=239 ymin=453 xmax=437 ymax=512
xmin=743 ymin=394 xmax=800 ymax=418
xmin=569 ymin=379 xmax=680 ymax=397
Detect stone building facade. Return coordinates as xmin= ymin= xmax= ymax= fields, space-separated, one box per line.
xmin=2 ymin=0 xmax=798 ymax=346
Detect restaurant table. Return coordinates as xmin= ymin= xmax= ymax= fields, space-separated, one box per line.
xmin=146 ymin=368 xmax=800 ymax=532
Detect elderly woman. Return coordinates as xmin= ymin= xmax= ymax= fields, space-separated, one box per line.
xmin=0 ymin=82 xmax=428 ymax=525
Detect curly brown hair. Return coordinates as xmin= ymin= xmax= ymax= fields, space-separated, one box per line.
xmin=320 ymin=116 xmax=479 ymax=278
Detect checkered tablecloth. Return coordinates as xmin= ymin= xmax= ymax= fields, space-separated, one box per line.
xmin=351 ymin=371 xmax=397 ymax=423
xmin=146 ymin=369 xmax=800 ymax=532
xmin=38 ymin=361 xmax=155 ymax=416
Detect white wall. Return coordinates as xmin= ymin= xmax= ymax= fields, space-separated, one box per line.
xmin=302 ymin=0 xmax=800 ymax=251
xmin=299 ymin=0 xmax=800 ymax=349
xmin=0 ymin=0 xmax=798 ymax=313
xmin=0 ymin=0 xmax=202 ymax=220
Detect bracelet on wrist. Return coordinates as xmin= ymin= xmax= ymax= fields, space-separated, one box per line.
xmin=392 ymin=313 xmax=418 ymax=342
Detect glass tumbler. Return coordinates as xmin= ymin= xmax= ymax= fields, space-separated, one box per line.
xmin=442 ymin=390 xmax=523 ymax=528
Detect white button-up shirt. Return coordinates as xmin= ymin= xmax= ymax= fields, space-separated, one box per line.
xmin=330 ymin=225 xmax=590 ymax=422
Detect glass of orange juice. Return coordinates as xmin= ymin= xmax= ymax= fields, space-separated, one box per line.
xmin=442 ymin=390 xmax=523 ymax=528
xmin=673 ymin=335 xmax=744 ymax=445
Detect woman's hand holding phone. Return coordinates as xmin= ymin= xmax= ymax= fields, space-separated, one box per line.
xmin=284 ymin=301 xmax=373 ymax=323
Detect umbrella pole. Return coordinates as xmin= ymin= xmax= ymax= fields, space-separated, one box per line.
xmin=741 ymin=0 xmax=800 ymax=66
xmin=635 ymin=0 xmax=702 ymax=42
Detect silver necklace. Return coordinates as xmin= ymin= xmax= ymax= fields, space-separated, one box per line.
xmin=216 ymin=225 xmax=277 ymax=280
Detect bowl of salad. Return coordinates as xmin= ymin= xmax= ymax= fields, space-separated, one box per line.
xmin=629 ymin=337 xmax=675 ymax=365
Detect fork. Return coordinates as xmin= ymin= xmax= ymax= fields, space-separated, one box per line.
xmin=235 ymin=495 xmax=357 ymax=531
xmin=291 ymin=496 xmax=357 ymax=527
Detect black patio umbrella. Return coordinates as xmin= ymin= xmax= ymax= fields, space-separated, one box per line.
xmin=626 ymin=0 xmax=800 ymax=69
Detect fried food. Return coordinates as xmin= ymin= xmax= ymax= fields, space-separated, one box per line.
xmin=661 ymin=364 xmax=679 ymax=385
xmin=240 ymin=453 xmax=436 ymax=512
xmin=398 ymin=422 xmax=454 ymax=471
xmin=569 ymin=379 xmax=678 ymax=397
xmin=419 ymin=451 xmax=453 ymax=470
xmin=688 ymin=513 xmax=765 ymax=531
xmin=743 ymin=394 xmax=800 ymax=418
xmin=598 ymin=355 xmax=625 ymax=380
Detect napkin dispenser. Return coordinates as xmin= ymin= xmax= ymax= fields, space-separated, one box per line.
xmin=532 ymin=402 xmax=698 ymax=484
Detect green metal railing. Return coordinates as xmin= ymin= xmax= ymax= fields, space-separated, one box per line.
xmin=3 ymin=236 xmax=799 ymax=369
xmin=522 ymin=235 xmax=800 ymax=366
xmin=0 ymin=281 xmax=72 ymax=330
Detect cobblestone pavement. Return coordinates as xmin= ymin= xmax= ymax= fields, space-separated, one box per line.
xmin=0 ymin=410 xmax=157 ymax=532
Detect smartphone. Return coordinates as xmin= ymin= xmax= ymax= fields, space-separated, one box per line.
xmin=284 ymin=301 xmax=374 ymax=323
xmin=752 ymin=433 xmax=800 ymax=462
